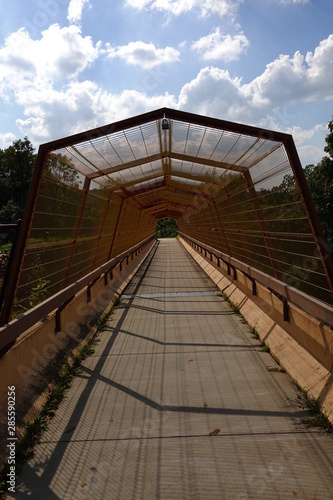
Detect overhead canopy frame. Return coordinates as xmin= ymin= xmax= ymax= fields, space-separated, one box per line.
xmin=1 ymin=107 xmax=332 ymax=324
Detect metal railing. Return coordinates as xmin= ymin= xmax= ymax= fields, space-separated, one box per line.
xmin=0 ymin=234 xmax=156 ymax=351
xmin=179 ymin=232 xmax=333 ymax=328
xmin=0 ymin=221 xmax=22 ymax=319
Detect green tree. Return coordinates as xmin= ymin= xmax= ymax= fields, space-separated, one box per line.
xmin=304 ymin=120 xmax=333 ymax=243
xmin=0 ymin=137 xmax=36 ymax=223
xmin=156 ymin=218 xmax=178 ymax=238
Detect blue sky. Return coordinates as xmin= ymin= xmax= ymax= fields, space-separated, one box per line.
xmin=0 ymin=0 xmax=332 ymax=167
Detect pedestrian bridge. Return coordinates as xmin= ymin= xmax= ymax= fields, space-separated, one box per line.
xmin=0 ymin=108 xmax=333 ymax=498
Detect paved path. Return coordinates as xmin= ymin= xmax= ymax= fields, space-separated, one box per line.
xmin=12 ymin=239 xmax=333 ymax=499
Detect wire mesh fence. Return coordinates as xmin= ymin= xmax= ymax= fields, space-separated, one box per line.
xmin=6 ymin=108 xmax=332 ymax=321
xmin=13 ymin=153 xmax=155 ymax=316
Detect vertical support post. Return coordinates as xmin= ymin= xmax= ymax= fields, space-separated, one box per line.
xmin=285 ymin=136 xmax=333 ymax=297
xmin=243 ymin=170 xmax=281 ymax=280
xmin=0 ymin=146 xmax=48 ymax=325
xmin=211 ymin=199 xmax=231 ymax=255
xmin=0 ymin=220 xmax=22 ymax=324
xmin=223 ymin=185 xmax=251 ymax=262
xmin=107 ymin=199 xmax=125 ymax=261
xmin=91 ymin=191 xmax=113 ymax=270
xmin=63 ymin=177 xmax=91 ymax=288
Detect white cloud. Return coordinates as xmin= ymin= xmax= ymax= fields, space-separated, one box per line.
xmin=275 ymin=0 xmax=309 ymax=4
xmin=0 ymin=132 xmax=17 ymax=149
xmin=296 ymin=143 xmax=325 ymax=166
xmin=15 ymin=80 xmax=177 ymax=144
xmin=0 ymin=16 xmax=331 ymax=168
xmin=177 ymin=34 xmax=333 ymax=121
xmin=243 ymin=35 xmax=333 ymax=107
xmin=178 ymin=66 xmax=252 ymax=121
xmin=67 ymin=0 xmax=90 ymax=23
xmin=0 ymin=24 xmax=100 ymax=94
xmin=106 ymin=41 xmax=180 ymax=69
xmin=286 ymin=124 xmax=326 ymax=144
xmin=125 ymin=0 xmax=240 ymax=18
xmin=192 ymin=28 xmax=249 ymax=62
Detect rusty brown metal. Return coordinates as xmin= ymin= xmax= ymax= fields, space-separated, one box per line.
xmin=285 ymin=135 xmax=333 ymax=298
xmin=107 ymin=199 xmax=124 ymax=261
xmin=179 ymin=232 xmax=333 ymax=326
xmin=4 ymin=107 xmax=332 ymax=336
xmin=243 ymin=170 xmax=281 ymax=280
xmin=0 ymin=220 xmax=22 ymax=318
xmin=62 ymin=177 xmax=91 ymax=288
xmin=222 ymin=184 xmax=251 ymax=262
xmin=91 ymin=191 xmax=114 ymax=270
xmin=0 ymin=235 xmax=156 ymax=350
xmin=0 ymin=145 xmax=48 ymax=325
xmin=211 ymin=199 xmax=231 ymax=255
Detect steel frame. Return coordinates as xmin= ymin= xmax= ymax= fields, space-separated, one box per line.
xmin=1 ymin=107 xmax=332 ymax=330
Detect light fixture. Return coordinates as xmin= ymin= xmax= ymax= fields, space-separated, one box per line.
xmin=162 ymin=118 xmax=169 ymax=130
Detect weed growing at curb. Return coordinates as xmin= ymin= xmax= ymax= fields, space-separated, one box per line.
xmin=222 ymin=293 xmax=240 ymax=314
xmin=260 ymin=342 xmax=270 ymax=353
xmin=95 ymin=297 xmax=119 ymax=333
xmin=0 ymin=336 xmax=100 ymax=496
xmin=294 ymin=384 xmax=333 ymax=434
xmin=250 ymin=326 xmax=260 ymax=340
xmin=113 ymin=294 xmax=121 ymax=308
xmin=0 ymin=298 xmax=121 ymax=497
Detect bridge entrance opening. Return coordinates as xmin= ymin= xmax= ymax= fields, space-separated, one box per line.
xmin=155 ymin=218 xmax=178 ymax=239
xmin=1 ymin=107 xmax=333 ymax=337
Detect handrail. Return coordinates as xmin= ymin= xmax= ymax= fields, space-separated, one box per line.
xmin=179 ymin=232 xmax=333 ymax=327
xmin=0 ymin=234 xmax=156 ymax=350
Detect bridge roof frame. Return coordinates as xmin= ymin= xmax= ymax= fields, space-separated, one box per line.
xmin=1 ymin=107 xmax=333 ymax=327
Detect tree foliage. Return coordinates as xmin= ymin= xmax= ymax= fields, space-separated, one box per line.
xmin=0 ymin=138 xmax=36 ymax=224
xmin=155 ymin=218 xmax=178 ymax=238
xmin=304 ymin=120 xmax=333 ymax=243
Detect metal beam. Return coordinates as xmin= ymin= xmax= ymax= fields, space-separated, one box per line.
xmin=0 ymin=145 xmax=48 ymax=325
xmin=87 ymin=153 xmax=163 ymax=179
xmin=284 ymin=136 xmax=333 ymax=297
xmin=169 ymin=152 xmax=247 ymax=173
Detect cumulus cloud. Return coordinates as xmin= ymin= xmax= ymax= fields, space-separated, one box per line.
xmin=0 ymin=24 xmax=100 ymax=93
xmin=178 ymin=66 xmax=252 ymax=121
xmin=1 ymin=16 xmax=331 ymax=168
xmin=0 ymin=132 xmax=17 ymax=149
xmin=106 ymin=41 xmax=180 ymax=69
xmin=178 ymin=34 xmax=333 ymax=120
xmin=192 ymin=28 xmax=249 ymax=62
xmin=243 ymin=35 xmax=333 ymax=106
xmin=285 ymin=124 xmax=326 ymax=143
xmin=275 ymin=0 xmax=309 ymax=4
xmin=67 ymin=0 xmax=90 ymax=23
xmin=125 ymin=0 xmax=240 ymax=18
xmin=15 ymin=80 xmax=177 ymax=143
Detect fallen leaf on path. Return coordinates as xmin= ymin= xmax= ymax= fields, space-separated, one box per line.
xmin=209 ymin=428 xmax=221 ymax=436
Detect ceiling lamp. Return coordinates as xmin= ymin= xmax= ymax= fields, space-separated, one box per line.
xmin=162 ymin=118 xmax=169 ymax=130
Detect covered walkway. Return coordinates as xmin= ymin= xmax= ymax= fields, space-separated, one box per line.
xmin=12 ymin=239 xmax=333 ymax=499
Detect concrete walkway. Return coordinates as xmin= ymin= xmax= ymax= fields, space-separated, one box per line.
xmin=12 ymin=239 xmax=333 ymax=499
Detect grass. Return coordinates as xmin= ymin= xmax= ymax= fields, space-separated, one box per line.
xmin=260 ymin=342 xmax=271 ymax=353
xmin=222 ymin=293 xmax=240 ymax=313
xmin=0 ymin=298 xmax=121 ymax=497
xmin=220 ymin=296 xmax=286 ymax=373
xmin=0 ymin=243 xmax=12 ymax=253
xmin=250 ymin=326 xmax=260 ymax=340
xmin=294 ymin=383 xmax=333 ymax=434
xmin=0 ymin=335 xmax=100 ymax=496
xmin=220 ymin=289 xmax=331 ymax=433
